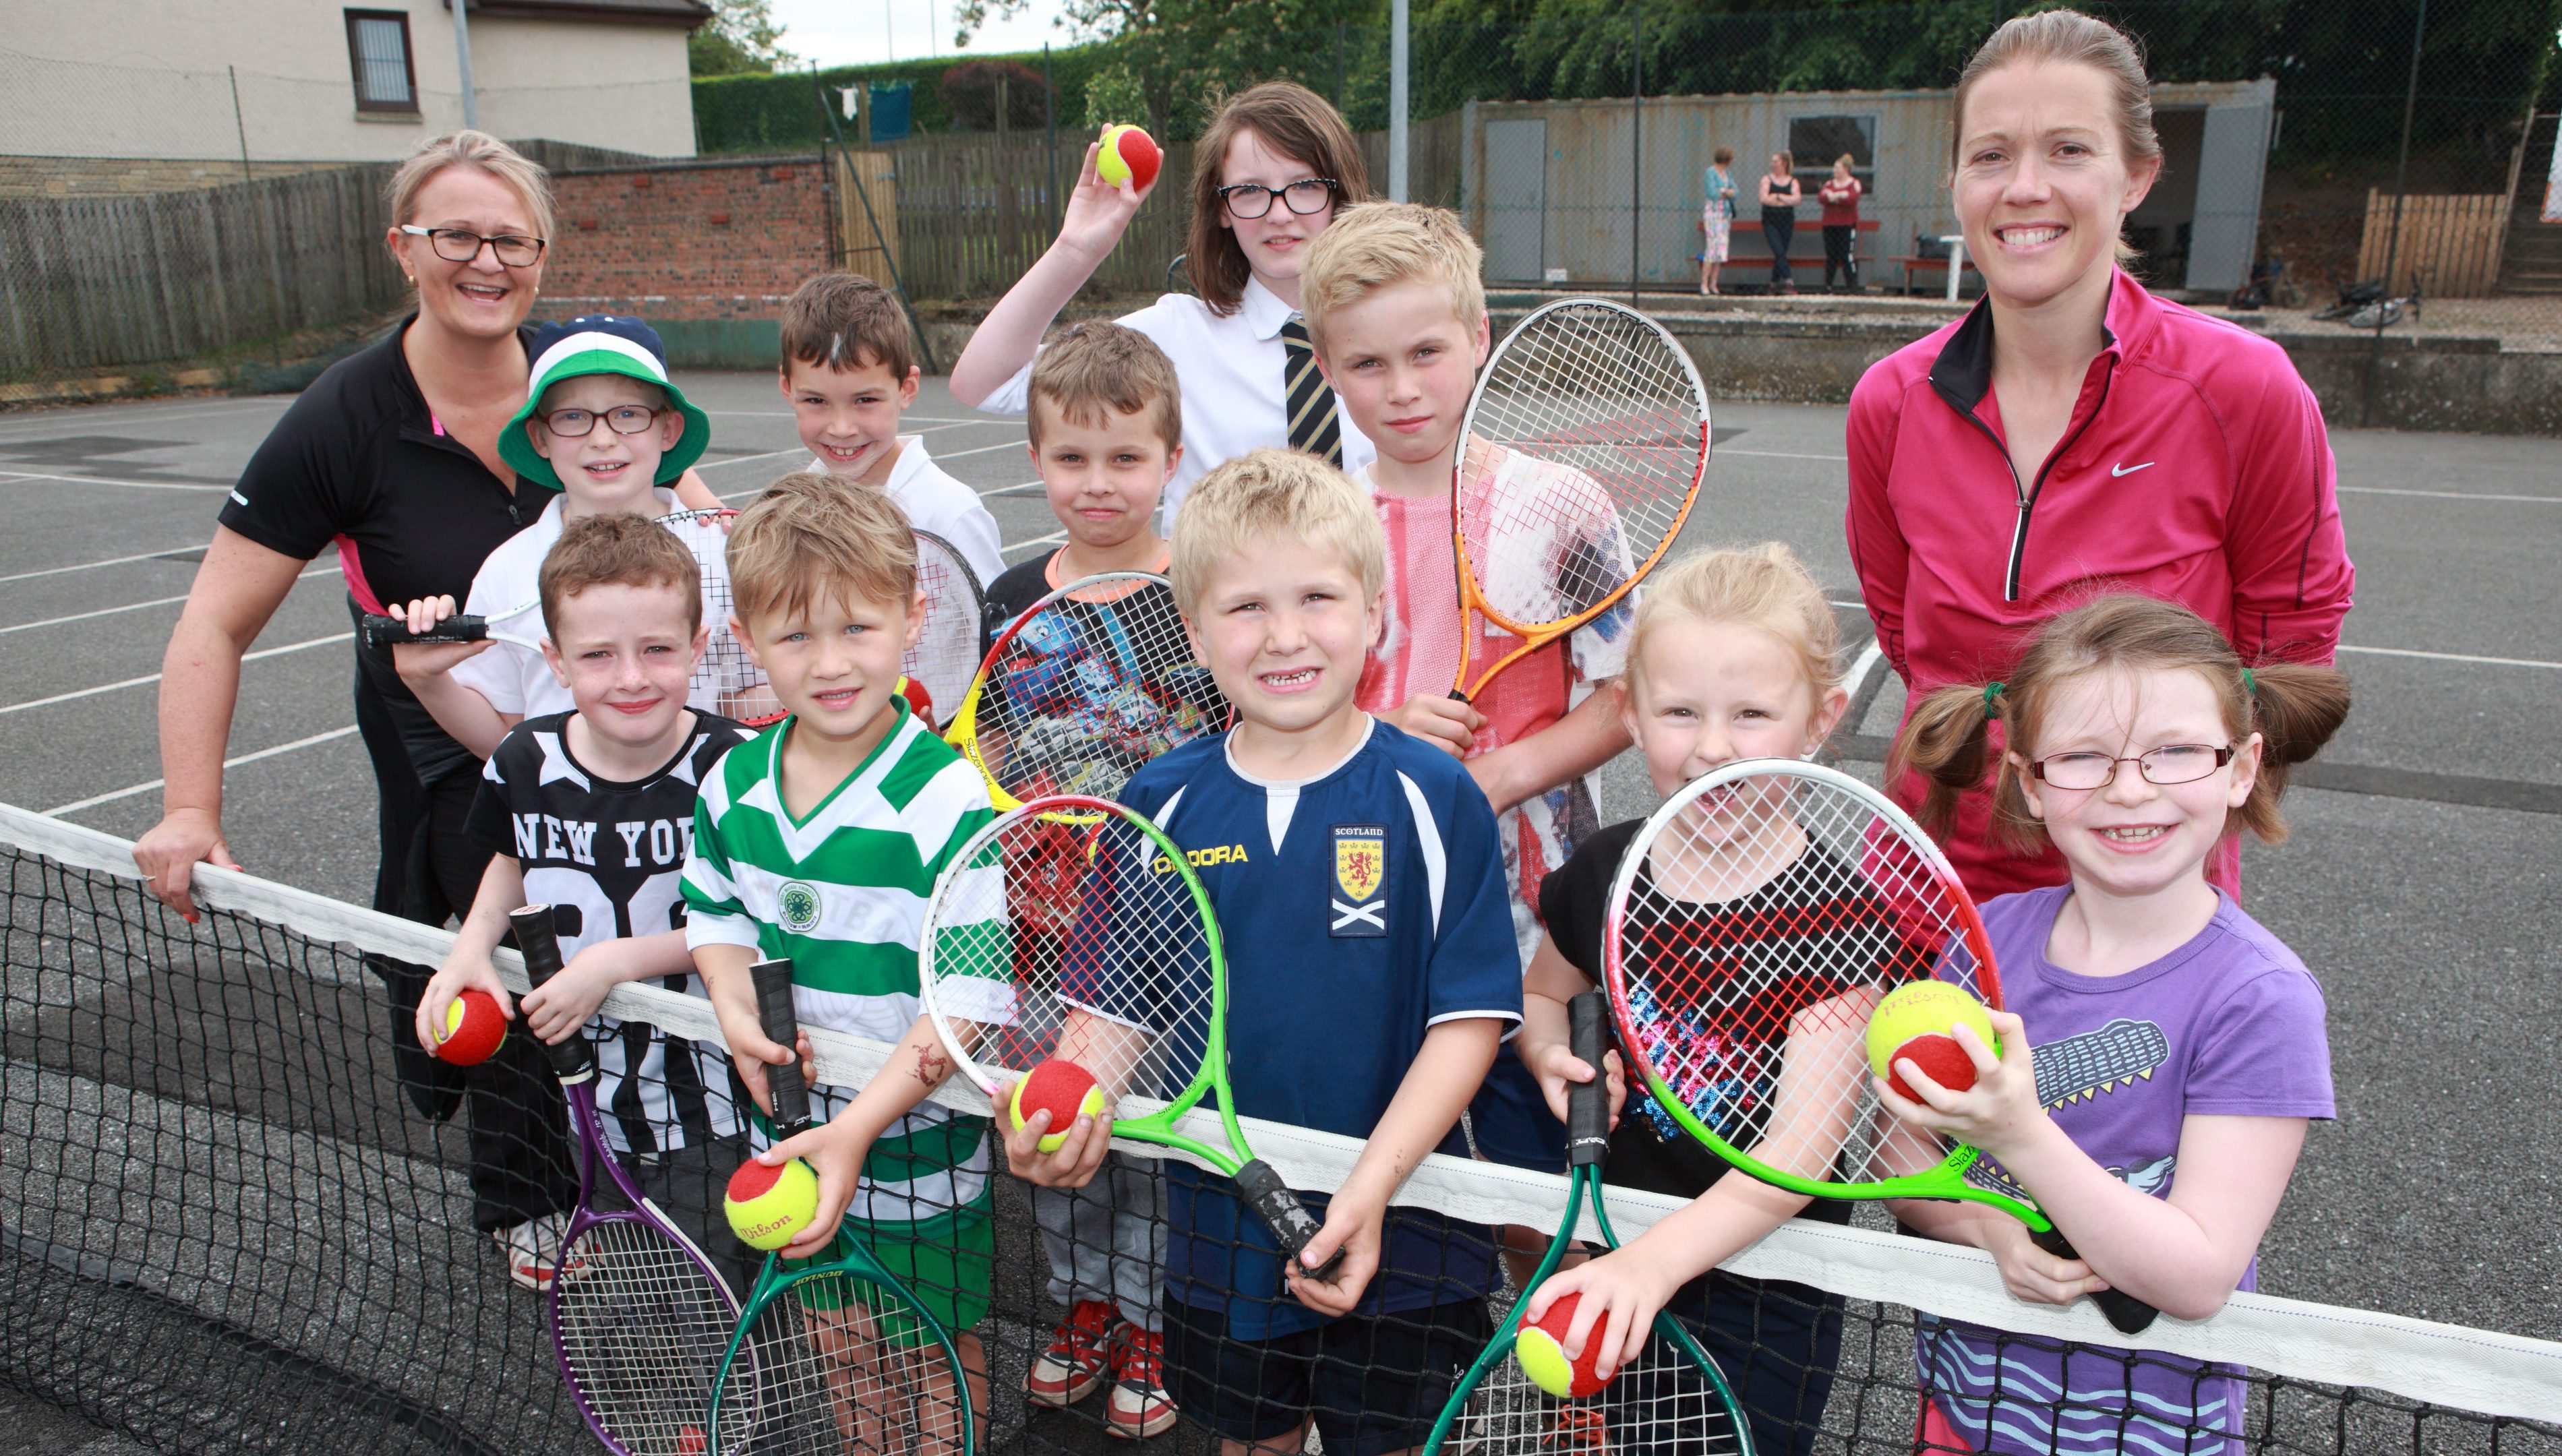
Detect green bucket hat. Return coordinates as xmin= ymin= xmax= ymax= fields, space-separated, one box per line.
xmin=500 ymin=314 xmax=713 ymax=491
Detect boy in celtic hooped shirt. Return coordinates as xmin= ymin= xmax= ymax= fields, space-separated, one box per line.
xmin=683 ymin=473 xmax=999 ymax=1401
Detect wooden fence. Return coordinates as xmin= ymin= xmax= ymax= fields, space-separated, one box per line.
xmin=0 ymin=164 xmax=406 ymax=381
xmin=2357 ymin=191 xmax=2511 ymax=297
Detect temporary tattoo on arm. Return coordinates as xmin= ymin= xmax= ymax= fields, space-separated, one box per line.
xmin=914 ymin=1043 xmax=952 ymax=1087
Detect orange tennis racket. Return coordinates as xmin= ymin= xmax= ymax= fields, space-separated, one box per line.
xmin=1449 ymin=298 xmax=1708 ymax=702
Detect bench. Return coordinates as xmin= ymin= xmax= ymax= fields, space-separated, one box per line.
xmin=1893 ymin=253 xmax=1980 ymax=295
xmin=1705 ymin=218 xmax=1878 ymax=287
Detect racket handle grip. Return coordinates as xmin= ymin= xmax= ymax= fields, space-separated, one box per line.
xmin=750 ymin=957 xmax=812 ymax=1135
xmin=1566 ymin=992 xmax=1612 ymax=1167
xmin=2029 ymin=1225 xmax=2160 ymax=1335
xmin=1235 ymin=1158 xmax=1344 ymax=1285
xmin=359 ymin=613 xmax=489 ymax=649
xmin=506 ymin=905 xmax=595 ymax=1081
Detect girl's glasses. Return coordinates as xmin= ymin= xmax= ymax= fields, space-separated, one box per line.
xmin=1216 ymin=179 xmax=1339 ymax=220
xmin=539 ymin=405 xmax=663 ymax=438
xmin=2029 ymin=744 xmax=2235 ymax=790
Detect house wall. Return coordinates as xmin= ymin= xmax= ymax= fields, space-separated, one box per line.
xmin=0 ymin=1 xmax=695 ymax=165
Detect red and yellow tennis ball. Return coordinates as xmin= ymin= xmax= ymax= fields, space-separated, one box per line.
xmin=1096 ymin=124 xmax=1162 ymax=191
xmin=1011 ymin=1059 xmax=1106 ymax=1153
xmin=1866 ymin=981 xmax=1999 ymax=1101
xmin=1516 ymin=1293 xmax=1611 ymax=1399
xmin=430 ymin=989 xmax=506 ymax=1066
xmin=724 ymin=1157 xmax=820 ymax=1251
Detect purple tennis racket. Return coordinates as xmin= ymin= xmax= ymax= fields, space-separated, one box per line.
xmin=510 ymin=905 xmax=750 ymax=1456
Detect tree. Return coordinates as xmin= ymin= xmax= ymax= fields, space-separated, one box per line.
xmin=939 ymin=59 xmax=1053 ymax=129
xmin=690 ymin=0 xmax=796 ymax=78
xmin=953 ymin=0 xmax=1379 ymax=136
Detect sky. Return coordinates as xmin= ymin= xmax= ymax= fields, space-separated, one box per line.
xmin=767 ymin=0 xmax=1082 ymax=67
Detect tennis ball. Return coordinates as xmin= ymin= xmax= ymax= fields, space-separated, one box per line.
xmin=1866 ymin=981 xmax=1998 ymax=1101
xmin=676 ymin=1426 xmax=707 ymax=1456
xmin=724 ymin=1157 xmax=819 ymax=1251
xmin=1096 ymin=124 xmax=1162 ymax=191
xmin=430 ymin=989 xmax=506 ymax=1066
xmin=1012 ymin=1059 xmax=1106 ymax=1153
xmin=1515 ymin=1294 xmax=1610 ymax=1400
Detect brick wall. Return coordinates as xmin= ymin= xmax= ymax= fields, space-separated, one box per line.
xmin=540 ymin=156 xmax=827 ymax=323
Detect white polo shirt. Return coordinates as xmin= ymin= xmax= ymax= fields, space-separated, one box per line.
xmin=978 ymin=276 xmax=1377 ymax=525
xmin=807 ymin=434 xmax=1007 ymax=588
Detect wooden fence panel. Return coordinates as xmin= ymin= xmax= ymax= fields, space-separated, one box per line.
xmin=2358 ymin=191 xmax=2508 ymax=297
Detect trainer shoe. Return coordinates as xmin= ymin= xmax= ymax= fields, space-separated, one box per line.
xmin=1106 ymin=1325 xmax=1178 ymax=1439
xmin=1025 ymin=1298 xmax=1116 ymax=1407
xmin=497 ymin=1213 xmax=568 ymax=1293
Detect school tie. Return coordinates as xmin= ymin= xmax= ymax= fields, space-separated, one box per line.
xmin=1279 ymin=314 xmax=1344 ymax=468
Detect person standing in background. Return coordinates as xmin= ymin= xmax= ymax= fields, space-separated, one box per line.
xmin=1699 ymin=147 xmax=1737 ymax=296
xmin=1819 ymin=153 xmax=1864 ymax=293
xmin=1758 ymin=152 xmax=1803 ymax=295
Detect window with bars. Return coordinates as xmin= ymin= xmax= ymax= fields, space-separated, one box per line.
xmin=345 ymin=9 xmax=418 ymax=114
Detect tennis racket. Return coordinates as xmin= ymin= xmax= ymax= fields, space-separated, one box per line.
xmin=1450 ymin=297 xmax=1708 ymax=702
xmin=1425 ymin=992 xmax=1750 ymax=1456
xmin=1601 ymin=759 xmax=2159 ymax=1334
xmin=941 ymin=572 xmax=1228 ymax=812
xmin=707 ymin=956 xmax=976 ymax=1456
xmin=915 ymin=793 xmax=1339 ymax=1280
xmin=360 ymin=506 xmax=788 ymax=726
xmin=903 ymin=530 xmax=987 ymax=734
xmin=507 ymin=904 xmax=745 ymax=1456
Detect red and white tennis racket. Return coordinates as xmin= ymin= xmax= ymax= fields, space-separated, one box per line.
xmin=1450 ymin=298 xmax=1708 ymax=702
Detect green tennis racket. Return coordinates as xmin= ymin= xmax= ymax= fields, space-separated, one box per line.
xmin=706 ymin=956 xmax=977 ymax=1456
xmin=1423 ymin=992 xmax=1752 ymax=1456
xmin=916 ymin=793 xmax=1340 ymax=1281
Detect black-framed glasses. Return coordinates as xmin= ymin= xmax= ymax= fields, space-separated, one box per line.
xmin=1216 ymin=178 xmax=1339 ymax=220
xmin=2029 ymin=744 xmax=2235 ymax=791
xmin=399 ymin=224 xmax=547 ymax=267
xmin=539 ymin=405 xmax=663 ymax=438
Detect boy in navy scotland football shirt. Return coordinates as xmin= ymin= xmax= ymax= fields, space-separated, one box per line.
xmin=1003 ymin=448 xmax=1521 ymax=1456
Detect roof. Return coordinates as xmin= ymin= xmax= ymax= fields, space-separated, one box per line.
xmin=455 ymin=0 xmax=712 ymax=26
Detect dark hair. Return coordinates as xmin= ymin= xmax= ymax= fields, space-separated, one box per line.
xmin=778 ymin=272 xmax=913 ymax=380
xmin=1027 ymin=322 xmax=1183 ymax=452
xmin=539 ymin=512 xmax=701 ymax=638
xmin=1186 ymin=82 xmax=1370 ymax=315
xmin=1886 ymin=594 xmax=2351 ymax=850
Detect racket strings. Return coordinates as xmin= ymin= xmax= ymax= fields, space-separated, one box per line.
xmin=1614 ymin=773 xmax=1989 ymax=1186
xmin=905 ymin=536 xmax=983 ymax=731
xmin=1459 ymin=305 xmax=1704 ymax=627
xmin=737 ymin=1277 xmax=970 ymax=1456
xmin=925 ymin=808 xmax=1217 ymax=1106
xmin=551 ymin=1218 xmax=738 ymax=1453
xmin=658 ymin=508 xmax=787 ymax=728
xmin=974 ymin=586 xmax=1226 ymax=803
xmin=1454 ymin=1327 xmax=1744 ymax=1456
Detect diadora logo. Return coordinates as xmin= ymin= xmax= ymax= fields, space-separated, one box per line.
xmin=2110 ymin=461 xmax=2155 ymax=477
xmin=1153 ymin=843 xmax=1251 ymax=874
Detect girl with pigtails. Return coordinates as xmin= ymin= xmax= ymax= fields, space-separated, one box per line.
xmin=1877 ymin=593 xmax=2351 ymax=1456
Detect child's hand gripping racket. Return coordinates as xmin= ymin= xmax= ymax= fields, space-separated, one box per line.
xmin=360 ymin=506 xmax=790 ymax=726
xmin=1601 ymin=759 xmax=2158 ymax=1335
xmin=1450 ymin=298 xmax=1709 ymax=703
xmin=1424 ymin=992 xmax=1750 ymax=1456
xmin=941 ymin=572 xmax=1228 ymax=812
xmin=914 ymin=793 xmax=1342 ymax=1283
xmin=506 ymin=905 xmax=745 ymax=1456
xmin=707 ymin=957 xmax=976 ymax=1456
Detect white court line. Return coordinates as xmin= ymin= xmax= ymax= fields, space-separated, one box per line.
xmin=2336 ymin=644 xmax=2560 ymax=671
xmin=2336 ymin=485 xmax=2556 ymax=504
xmin=0 ymin=545 xmax=210 ymax=586
xmin=0 ymin=632 xmax=350 ymax=717
xmin=694 ymin=447 xmax=803 ymax=471
xmin=979 ymin=480 xmax=1047 ymax=499
xmin=1717 ymin=448 xmax=1849 ymax=462
xmin=43 ymin=725 xmax=362 ymax=818
xmin=0 ymin=565 xmax=341 ymax=637
xmin=0 ymin=398 xmax=287 ymax=437
xmin=934 ymin=438 xmax=1032 ymax=462
xmin=0 ymin=468 xmax=227 ymax=493
xmin=1003 ymin=528 xmax=1067 ymax=559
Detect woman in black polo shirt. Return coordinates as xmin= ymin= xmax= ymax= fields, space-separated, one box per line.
xmin=133 ymin=131 xmax=715 ymax=1290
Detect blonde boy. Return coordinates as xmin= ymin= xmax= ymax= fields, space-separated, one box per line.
xmin=682 ymin=475 xmax=999 ymax=1418
xmin=1300 ymin=203 xmax=1636 ymax=1174
xmin=1003 ymin=451 xmax=1518 ymax=1456
xmin=780 ymin=273 xmax=1005 ymax=584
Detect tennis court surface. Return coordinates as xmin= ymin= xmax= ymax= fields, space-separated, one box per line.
xmin=1 ymin=377 xmax=2557 ymax=1453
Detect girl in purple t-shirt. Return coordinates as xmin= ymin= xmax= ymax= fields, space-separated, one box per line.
xmin=1880 ymin=594 xmax=2351 ymax=1456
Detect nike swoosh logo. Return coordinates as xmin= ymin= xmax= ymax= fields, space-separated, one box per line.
xmin=2112 ymin=462 xmax=2155 ymax=477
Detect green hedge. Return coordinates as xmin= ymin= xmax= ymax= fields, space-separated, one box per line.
xmin=693 ymin=47 xmax=1112 ymax=154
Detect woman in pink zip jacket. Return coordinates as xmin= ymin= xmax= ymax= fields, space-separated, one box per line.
xmin=1846 ymin=8 xmax=2354 ymax=901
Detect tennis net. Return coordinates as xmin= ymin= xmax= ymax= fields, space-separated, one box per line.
xmin=2 ymin=801 xmax=2557 ymax=1456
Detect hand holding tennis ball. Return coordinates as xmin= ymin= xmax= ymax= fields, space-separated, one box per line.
xmin=1095 ymin=123 xmax=1162 ymax=191
xmin=1866 ymin=981 xmax=1999 ymax=1101
xmin=429 ymin=989 xmax=507 ymax=1066
xmin=1011 ymin=1059 xmax=1106 ymax=1153
xmin=724 ymin=1156 xmax=820 ymax=1251
xmin=1515 ymin=1292 xmax=1612 ymax=1399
